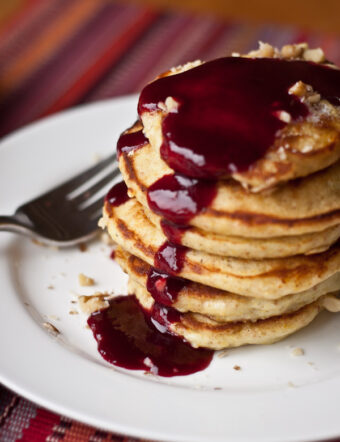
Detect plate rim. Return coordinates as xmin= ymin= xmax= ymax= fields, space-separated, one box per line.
xmin=1 ymin=96 xmax=340 ymax=442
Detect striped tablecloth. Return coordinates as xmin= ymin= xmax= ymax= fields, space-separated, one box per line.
xmin=0 ymin=1 xmax=339 ymax=440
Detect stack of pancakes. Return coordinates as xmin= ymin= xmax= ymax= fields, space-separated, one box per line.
xmin=100 ymin=43 xmax=340 ymax=350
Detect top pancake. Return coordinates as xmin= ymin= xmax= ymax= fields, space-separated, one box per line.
xmin=138 ymin=43 xmax=340 ymax=192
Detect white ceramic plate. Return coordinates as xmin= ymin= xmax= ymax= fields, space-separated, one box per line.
xmin=1 ymin=96 xmax=340 ymax=442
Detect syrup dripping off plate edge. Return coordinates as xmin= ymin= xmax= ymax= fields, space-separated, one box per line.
xmin=1 ymin=96 xmax=340 ymax=442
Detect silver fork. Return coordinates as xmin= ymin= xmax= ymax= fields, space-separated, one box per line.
xmin=0 ymin=153 xmax=119 ymax=246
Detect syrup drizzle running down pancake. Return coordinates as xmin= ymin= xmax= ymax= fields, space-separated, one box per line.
xmin=117 ymin=129 xmax=148 ymax=157
xmin=147 ymin=173 xmax=217 ymax=224
xmin=147 ymin=266 xmax=186 ymax=306
xmin=105 ymin=181 xmax=129 ymax=208
xmin=99 ymin=184 xmax=213 ymax=376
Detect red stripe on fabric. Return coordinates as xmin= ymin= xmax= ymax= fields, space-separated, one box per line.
xmin=0 ymin=1 xmax=123 ymax=137
xmin=41 ymin=9 xmax=157 ymax=116
xmin=81 ymin=13 xmax=190 ymax=101
xmin=0 ymin=0 xmax=40 ymax=39
xmin=0 ymin=0 xmax=75 ymax=66
xmin=120 ymin=14 xmax=192 ymax=93
xmin=130 ymin=15 xmax=197 ymax=92
xmin=19 ymin=407 xmax=61 ymax=442
xmin=196 ymin=22 xmax=231 ymax=60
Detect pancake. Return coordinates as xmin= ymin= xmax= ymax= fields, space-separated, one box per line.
xmin=139 ymin=43 xmax=340 ymax=193
xmin=100 ymin=197 xmax=340 ymax=298
xmin=128 ymin=278 xmax=323 ymax=350
xmin=119 ymin=136 xmax=340 ymax=238
xmin=142 ymin=202 xmax=340 ymax=258
xmin=116 ymin=246 xmax=340 ymax=322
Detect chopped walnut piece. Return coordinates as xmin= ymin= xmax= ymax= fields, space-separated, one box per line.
xmin=303 ymin=48 xmax=325 ymax=63
xmin=281 ymin=43 xmax=305 ymax=59
xmin=233 ymin=365 xmax=241 ymax=371
xmin=281 ymin=43 xmax=309 ymax=59
xmin=170 ymin=60 xmax=202 ymax=74
xmin=157 ymin=101 xmax=167 ymax=111
xmin=288 ymin=81 xmax=308 ymax=97
xmin=248 ymin=42 xmax=276 ymax=58
xmin=276 ymin=110 xmax=291 ymax=123
xmin=43 ymin=322 xmax=60 ymax=336
xmin=78 ymin=293 xmax=110 ymax=314
xmin=165 ymin=96 xmax=179 ymax=113
xmin=78 ymin=273 xmax=94 ymax=287
xmin=158 ymin=96 xmax=179 ymax=114
xmin=288 ymin=81 xmax=321 ymax=105
xmin=69 ymin=309 xmax=79 ymax=315
xmin=236 ymin=42 xmax=327 ymax=65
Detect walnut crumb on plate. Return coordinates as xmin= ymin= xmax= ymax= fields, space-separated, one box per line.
xmin=291 ymin=347 xmax=305 ymax=357
xmin=78 ymin=293 xmax=111 ymax=314
xmin=78 ymin=273 xmax=94 ymax=286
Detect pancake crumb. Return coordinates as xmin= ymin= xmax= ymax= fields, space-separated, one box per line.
xmin=78 ymin=273 xmax=94 ymax=287
xmin=233 ymin=365 xmax=241 ymax=371
xmin=217 ymin=350 xmax=229 ymax=358
xmin=69 ymin=309 xmax=78 ymax=315
xmin=78 ymin=293 xmax=110 ymax=314
xmin=47 ymin=284 xmax=54 ymax=290
xmin=291 ymin=347 xmax=304 ymax=357
xmin=43 ymin=322 xmax=60 ymax=336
